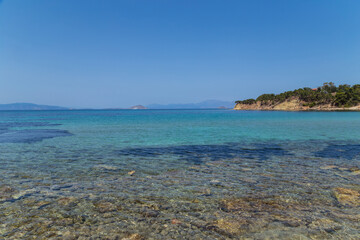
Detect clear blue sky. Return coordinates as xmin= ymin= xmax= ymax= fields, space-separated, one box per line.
xmin=1 ymin=0 xmax=359 ymax=108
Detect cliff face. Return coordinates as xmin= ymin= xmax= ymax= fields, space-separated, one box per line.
xmin=234 ymin=98 xmax=307 ymax=111
xmin=234 ymin=98 xmax=360 ymax=111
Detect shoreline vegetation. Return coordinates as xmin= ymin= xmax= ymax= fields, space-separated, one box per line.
xmin=234 ymin=82 xmax=360 ymax=111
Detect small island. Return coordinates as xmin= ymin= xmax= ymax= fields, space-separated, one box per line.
xmin=234 ymin=82 xmax=360 ymax=111
xmin=130 ymin=105 xmax=147 ymax=110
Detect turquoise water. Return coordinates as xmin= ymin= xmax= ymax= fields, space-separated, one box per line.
xmin=0 ymin=110 xmax=359 ymax=239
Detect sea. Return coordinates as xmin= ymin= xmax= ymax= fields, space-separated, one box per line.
xmin=0 ymin=109 xmax=359 ymax=239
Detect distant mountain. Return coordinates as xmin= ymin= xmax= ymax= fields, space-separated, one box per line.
xmin=0 ymin=103 xmax=69 ymax=110
xmin=129 ymin=105 xmax=147 ymax=109
xmin=147 ymin=100 xmax=233 ymax=109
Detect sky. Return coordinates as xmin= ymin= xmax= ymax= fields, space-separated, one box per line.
xmin=0 ymin=0 xmax=359 ymax=108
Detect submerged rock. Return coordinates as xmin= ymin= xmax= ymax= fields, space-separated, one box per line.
xmin=51 ymin=184 xmax=73 ymax=191
xmin=308 ymin=218 xmax=342 ymax=233
xmin=0 ymin=185 xmax=14 ymax=193
xmin=333 ymin=187 xmax=360 ymax=206
xmin=93 ymin=164 xmax=119 ymax=171
xmin=320 ymin=165 xmax=338 ymax=170
xmin=210 ymin=179 xmax=223 ymax=186
xmin=171 ymin=219 xmax=182 ymax=225
xmin=221 ymin=196 xmax=286 ymax=212
xmin=57 ymin=196 xmax=77 ymax=206
xmin=121 ymin=233 xmax=143 ymax=240
xmin=239 ymin=177 xmax=257 ymax=183
xmin=213 ymin=218 xmax=248 ymax=235
xmin=349 ymin=167 xmax=360 ymax=175
xmin=241 ymin=167 xmax=252 ymax=171
xmin=36 ymin=200 xmax=52 ymax=209
xmin=94 ymin=201 xmax=119 ymax=213
xmin=0 ymin=185 xmax=16 ymax=201
xmin=11 ymin=188 xmax=39 ymax=201
xmin=141 ymin=207 xmax=160 ymax=218
xmin=202 ymin=188 xmax=212 ymax=196
xmin=217 ymin=195 xmax=316 ymax=234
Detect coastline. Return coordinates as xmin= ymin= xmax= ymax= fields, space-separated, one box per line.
xmin=234 ymin=100 xmax=360 ymax=111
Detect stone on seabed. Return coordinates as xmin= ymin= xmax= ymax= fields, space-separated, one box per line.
xmin=94 ymin=201 xmax=118 ymax=213
xmin=93 ymin=164 xmax=119 ymax=171
xmin=320 ymin=165 xmax=338 ymax=170
xmin=171 ymin=219 xmax=182 ymax=224
xmin=349 ymin=166 xmax=360 ymax=175
xmin=333 ymin=187 xmax=360 ymax=206
xmin=121 ymin=233 xmax=143 ymax=240
xmin=215 ymin=218 xmax=247 ymax=235
xmin=0 ymin=185 xmax=16 ymax=201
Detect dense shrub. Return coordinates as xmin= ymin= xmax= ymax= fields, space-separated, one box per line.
xmin=334 ymin=84 xmax=360 ymax=107
xmin=236 ymin=82 xmax=360 ymax=107
xmin=235 ymin=99 xmax=256 ymax=105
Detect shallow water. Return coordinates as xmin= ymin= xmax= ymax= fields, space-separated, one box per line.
xmin=0 ymin=109 xmax=359 ymax=239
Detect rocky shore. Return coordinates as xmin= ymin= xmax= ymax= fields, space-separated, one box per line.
xmin=234 ymin=83 xmax=360 ymax=111
xmin=234 ymin=98 xmax=360 ymax=111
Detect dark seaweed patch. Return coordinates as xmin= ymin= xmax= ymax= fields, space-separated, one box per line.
xmin=0 ymin=129 xmax=73 ymax=143
xmin=115 ymin=143 xmax=291 ymax=164
xmin=314 ymin=144 xmax=360 ymax=160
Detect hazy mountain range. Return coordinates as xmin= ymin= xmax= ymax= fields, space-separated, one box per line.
xmin=147 ymin=100 xmax=234 ymax=109
xmin=0 ymin=100 xmax=234 ymax=110
xmin=0 ymin=103 xmax=69 ymax=110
